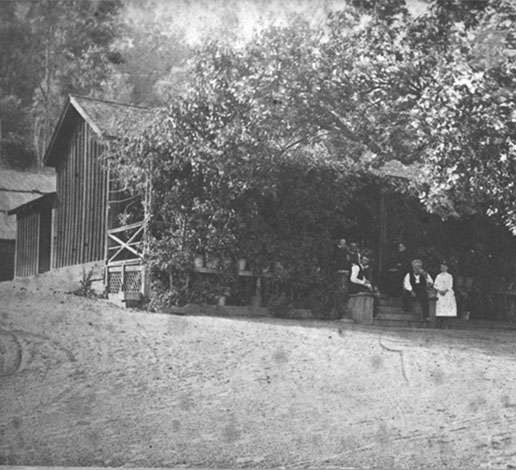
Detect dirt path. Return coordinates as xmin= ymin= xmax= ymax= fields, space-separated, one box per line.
xmin=1 ymin=286 xmax=516 ymax=469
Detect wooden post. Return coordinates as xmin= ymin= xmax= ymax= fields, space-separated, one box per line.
xmin=104 ymin=161 xmax=111 ymax=288
xmin=378 ymin=189 xmax=387 ymax=273
xmin=35 ymin=213 xmax=40 ymax=275
xmin=80 ymin=122 xmax=87 ymax=263
xmin=140 ymin=265 xmax=146 ymax=296
xmin=141 ymin=170 xmax=152 ymax=297
xmin=13 ymin=214 xmax=18 ymax=278
xmin=121 ymin=262 xmax=126 ymax=294
xmin=50 ymin=206 xmax=56 ymax=270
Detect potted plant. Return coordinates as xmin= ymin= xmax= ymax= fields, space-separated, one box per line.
xmin=193 ymin=254 xmax=204 ymax=269
xmin=238 ymin=258 xmax=247 ymax=272
xmin=206 ymin=253 xmax=221 ymax=270
xmin=216 ymin=287 xmax=231 ymax=306
xmin=236 ymin=236 xmax=263 ymax=274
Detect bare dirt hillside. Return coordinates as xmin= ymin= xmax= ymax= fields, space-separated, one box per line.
xmin=1 ymin=285 xmax=516 ymax=469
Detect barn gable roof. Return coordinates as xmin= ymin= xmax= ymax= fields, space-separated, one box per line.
xmin=0 ymin=169 xmax=56 ymax=239
xmin=0 ymin=168 xmax=56 ymax=193
xmin=44 ymin=95 xmax=150 ymax=167
xmin=8 ymin=192 xmax=56 ymax=216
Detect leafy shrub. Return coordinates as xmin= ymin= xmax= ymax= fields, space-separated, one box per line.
xmin=72 ymin=267 xmax=97 ymax=298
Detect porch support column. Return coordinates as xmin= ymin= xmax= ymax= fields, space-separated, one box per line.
xmin=378 ymin=188 xmax=387 ymax=273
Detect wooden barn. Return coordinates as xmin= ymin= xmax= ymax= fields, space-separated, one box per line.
xmin=0 ymin=169 xmax=56 ymax=281
xmin=8 ymin=192 xmax=56 ymax=277
xmin=9 ymin=95 xmax=150 ymax=300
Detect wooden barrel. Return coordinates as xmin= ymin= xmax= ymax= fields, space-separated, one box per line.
xmin=347 ymin=292 xmax=375 ymax=324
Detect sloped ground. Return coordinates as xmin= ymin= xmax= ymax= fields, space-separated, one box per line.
xmin=0 ymin=284 xmax=516 ymax=469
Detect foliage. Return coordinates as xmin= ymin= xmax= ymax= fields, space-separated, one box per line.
xmin=107 ymin=0 xmax=515 ymax=307
xmin=107 ymin=68 xmax=368 ymax=308
xmin=72 ymin=267 xmax=98 ymax=298
xmin=0 ymin=2 xmax=38 ymax=167
xmin=0 ymin=0 xmax=123 ymax=166
xmin=411 ymin=1 xmax=516 ymax=229
xmin=29 ymin=0 xmax=124 ymax=161
xmin=104 ymin=2 xmax=191 ymax=105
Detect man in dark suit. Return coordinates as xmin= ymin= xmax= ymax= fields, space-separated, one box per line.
xmin=349 ymin=253 xmax=374 ymax=294
xmin=403 ymin=259 xmax=434 ymax=320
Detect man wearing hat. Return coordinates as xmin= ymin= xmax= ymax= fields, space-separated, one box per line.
xmin=403 ymin=259 xmax=433 ymax=320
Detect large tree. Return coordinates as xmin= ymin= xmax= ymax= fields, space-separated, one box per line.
xmin=0 ymin=0 xmax=123 ymax=167
xmin=0 ymin=1 xmax=40 ymax=167
xmin=230 ymin=0 xmax=516 ymax=227
xmin=28 ymin=0 xmax=123 ymax=162
xmin=106 ymin=1 xmax=191 ymax=105
xmin=106 ymin=0 xmax=515 ymax=307
xmin=412 ymin=0 xmax=515 ymax=229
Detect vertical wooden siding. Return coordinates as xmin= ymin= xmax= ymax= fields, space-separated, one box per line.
xmin=38 ymin=207 xmax=52 ymax=273
xmin=53 ymin=117 xmax=108 ymax=268
xmin=0 ymin=240 xmax=15 ymax=281
xmin=15 ymin=213 xmax=40 ymax=277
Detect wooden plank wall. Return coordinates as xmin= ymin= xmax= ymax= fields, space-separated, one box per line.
xmin=38 ymin=207 xmax=52 ymax=273
xmin=0 ymin=240 xmax=15 ymax=281
xmin=15 ymin=212 xmax=40 ymax=277
xmin=53 ymin=116 xmax=108 ymax=268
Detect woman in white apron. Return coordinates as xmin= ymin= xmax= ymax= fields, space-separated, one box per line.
xmin=434 ymin=260 xmax=457 ymax=322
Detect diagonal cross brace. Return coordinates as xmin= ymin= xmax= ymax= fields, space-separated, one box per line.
xmin=108 ymin=224 xmax=144 ymax=262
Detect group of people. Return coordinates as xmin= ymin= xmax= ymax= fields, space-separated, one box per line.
xmin=335 ymin=238 xmax=457 ymax=320
xmin=402 ymin=258 xmax=457 ymax=319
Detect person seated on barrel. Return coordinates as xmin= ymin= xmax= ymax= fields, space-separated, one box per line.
xmin=403 ymin=259 xmax=434 ymax=320
xmin=349 ymin=252 xmax=374 ymax=294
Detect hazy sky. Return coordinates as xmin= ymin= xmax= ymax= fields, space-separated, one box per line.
xmin=126 ymin=0 xmax=430 ymax=45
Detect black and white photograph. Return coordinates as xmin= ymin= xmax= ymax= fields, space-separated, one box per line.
xmin=0 ymin=0 xmax=515 ymax=468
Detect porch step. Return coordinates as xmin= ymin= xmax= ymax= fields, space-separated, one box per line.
xmin=437 ymin=319 xmax=516 ymax=330
xmin=373 ymin=317 xmax=516 ymax=330
xmin=375 ymin=312 xmax=421 ymax=321
xmin=377 ymin=296 xmax=403 ymax=308
xmin=376 ymin=304 xmax=408 ymax=314
xmin=373 ymin=318 xmax=433 ymax=328
xmin=375 ymin=302 xmax=421 ymax=321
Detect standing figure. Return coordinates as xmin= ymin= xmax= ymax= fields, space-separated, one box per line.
xmin=403 ymin=259 xmax=433 ymax=320
xmin=455 ymin=275 xmax=471 ymax=319
xmin=334 ymin=238 xmax=352 ymax=290
xmin=434 ymin=261 xmax=457 ymax=319
xmin=349 ymin=241 xmax=360 ymax=265
xmin=386 ymin=241 xmax=411 ymax=296
xmin=332 ymin=238 xmax=352 ymax=317
xmin=349 ymin=253 xmax=374 ymax=294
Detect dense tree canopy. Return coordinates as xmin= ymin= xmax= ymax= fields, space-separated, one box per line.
xmin=0 ymin=0 xmax=124 ymax=166
xmin=105 ymin=0 xmax=514 ymax=308
xmin=1 ymin=0 xmax=514 ymax=306
xmin=111 ymin=0 xmax=515 ymax=223
xmin=0 ymin=0 xmax=192 ymax=167
xmin=414 ymin=1 xmax=515 ymax=228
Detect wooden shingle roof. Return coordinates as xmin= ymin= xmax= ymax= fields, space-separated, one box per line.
xmin=8 ymin=192 xmax=56 ymax=216
xmin=0 ymin=168 xmax=56 ymax=193
xmin=70 ymin=95 xmax=150 ymax=137
xmin=44 ymin=95 xmax=151 ymax=166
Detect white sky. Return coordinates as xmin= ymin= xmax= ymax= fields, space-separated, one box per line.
xmin=126 ymin=0 xmax=430 ymax=45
